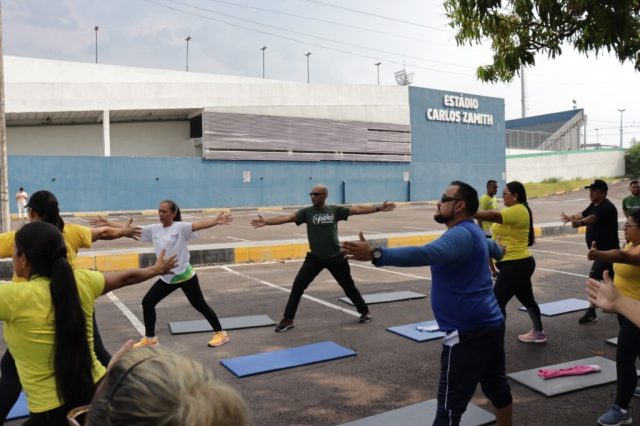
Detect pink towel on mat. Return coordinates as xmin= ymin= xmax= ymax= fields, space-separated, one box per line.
xmin=537 ymin=364 xmax=602 ymax=379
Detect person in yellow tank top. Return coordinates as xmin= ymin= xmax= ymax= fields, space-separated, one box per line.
xmin=474 ymin=181 xmax=545 ymax=344
xmin=586 ymin=210 xmax=640 ymax=425
xmin=0 ymin=221 xmax=176 ymax=426
xmin=0 ymin=190 xmax=141 ymax=424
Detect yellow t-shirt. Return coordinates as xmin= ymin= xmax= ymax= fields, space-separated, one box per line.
xmin=491 ymin=203 xmax=532 ymax=261
xmin=613 ymin=243 xmax=640 ymax=301
xmin=0 ymin=224 xmax=92 ymax=280
xmin=0 ymin=269 xmax=107 ymax=412
xmin=478 ymin=194 xmax=498 ymax=234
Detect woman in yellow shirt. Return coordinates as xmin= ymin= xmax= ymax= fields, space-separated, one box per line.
xmin=0 ymin=221 xmax=175 ymax=426
xmin=587 ymin=210 xmax=640 ymax=426
xmin=0 ymin=190 xmax=140 ymax=423
xmin=474 ymin=181 xmax=545 ymax=343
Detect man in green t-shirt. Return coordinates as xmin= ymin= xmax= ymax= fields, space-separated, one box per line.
xmin=478 ymin=180 xmax=499 ymax=277
xmin=251 ymin=184 xmax=395 ymax=332
xmin=622 ymin=180 xmax=640 ymax=217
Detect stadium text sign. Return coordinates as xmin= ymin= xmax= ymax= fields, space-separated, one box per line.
xmin=426 ymin=94 xmax=494 ymax=126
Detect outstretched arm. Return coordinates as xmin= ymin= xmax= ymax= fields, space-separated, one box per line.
xmin=251 ymin=212 xmax=296 ymax=228
xmin=89 ymin=215 xmax=129 ymax=228
xmin=102 ymin=249 xmax=177 ymax=294
xmin=192 ymin=212 xmax=233 ymax=231
xmin=348 ymin=201 xmax=395 ymax=216
xmin=473 ymin=210 xmax=503 ymax=224
xmin=91 ymin=222 xmax=141 ymax=242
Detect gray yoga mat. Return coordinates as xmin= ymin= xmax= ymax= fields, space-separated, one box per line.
xmin=169 ymin=315 xmax=276 ymax=334
xmin=339 ymin=400 xmax=495 ymax=426
xmin=508 ymin=356 xmax=618 ymax=397
xmin=518 ymin=298 xmax=589 ymax=316
xmin=339 ymin=290 xmax=426 ymax=306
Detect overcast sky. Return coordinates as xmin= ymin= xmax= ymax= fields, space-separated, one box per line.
xmin=3 ymin=0 xmax=639 ymax=147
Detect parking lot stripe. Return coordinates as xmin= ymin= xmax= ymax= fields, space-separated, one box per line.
xmin=537 ymin=267 xmax=588 ymax=278
xmin=221 ymin=266 xmax=360 ymax=318
xmin=106 ymin=291 xmax=145 ymax=336
xmin=352 ymin=263 xmax=430 ymax=280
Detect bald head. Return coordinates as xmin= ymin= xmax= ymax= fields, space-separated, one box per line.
xmin=309 ymin=184 xmax=328 ymax=207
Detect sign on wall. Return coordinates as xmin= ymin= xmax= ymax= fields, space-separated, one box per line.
xmin=425 ymin=94 xmax=494 ymax=126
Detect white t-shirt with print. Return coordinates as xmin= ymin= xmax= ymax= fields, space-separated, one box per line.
xmin=140 ymin=221 xmax=197 ymax=283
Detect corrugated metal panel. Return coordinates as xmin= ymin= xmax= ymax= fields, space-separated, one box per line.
xmin=202 ymin=112 xmax=410 ymax=162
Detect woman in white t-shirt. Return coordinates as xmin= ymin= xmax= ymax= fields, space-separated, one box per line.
xmin=133 ymin=200 xmax=233 ymax=349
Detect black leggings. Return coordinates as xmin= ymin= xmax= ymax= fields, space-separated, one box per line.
xmin=284 ymin=253 xmax=368 ymax=320
xmin=494 ymin=256 xmax=543 ymax=332
xmin=142 ymin=274 xmax=222 ymax=337
xmin=0 ymin=314 xmax=110 ymax=423
xmin=615 ymin=314 xmax=640 ymax=410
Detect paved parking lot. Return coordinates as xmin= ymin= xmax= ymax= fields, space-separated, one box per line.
xmin=3 ymin=180 xmax=637 ymax=425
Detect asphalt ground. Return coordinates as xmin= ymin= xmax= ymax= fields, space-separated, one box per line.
xmin=2 ymin=179 xmax=638 ymax=426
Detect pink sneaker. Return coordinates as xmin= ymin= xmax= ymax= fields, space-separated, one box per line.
xmin=518 ymin=329 xmax=547 ymax=343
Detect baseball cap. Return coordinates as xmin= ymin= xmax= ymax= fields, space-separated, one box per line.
xmin=585 ymin=179 xmax=608 ymax=191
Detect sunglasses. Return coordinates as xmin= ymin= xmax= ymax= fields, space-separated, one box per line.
xmin=309 ymin=192 xmax=325 ymax=197
xmin=440 ymin=195 xmax=461 ymax=203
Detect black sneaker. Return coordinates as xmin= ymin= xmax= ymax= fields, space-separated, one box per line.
xmin=359 ymin=312 xmax=372 ymax=323
xmin=275 ymin=318 xmax=294 ymax=332
xmin=578 ymin=309 xmax=598 ymax=325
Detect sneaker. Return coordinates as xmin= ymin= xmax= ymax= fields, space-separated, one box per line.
xmin=578 ymin=309 xmax=598 ymax=325
xmin=208 ymin=331 xmax=229 ymax=347
xmin=518 ymin=329 xmax=547 ymax=343
xmin=597 ymin=404 xmax=632 ymax=426
xmin=634 ymin=386 xmax=640 ymax=398
xmin=275 ymin=318 xmax=295 ymax=332
xmin=133 ymin=336 xmax=159 ymax=348
xmin=359 ymin=312 xmax=372 ymax=323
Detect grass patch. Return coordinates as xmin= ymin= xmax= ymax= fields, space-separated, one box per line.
xmin=524 ymin=177 xmax=621 ymax=199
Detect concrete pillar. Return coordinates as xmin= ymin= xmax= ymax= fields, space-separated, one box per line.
xmin=102 ymin=110 xmax=111 ymax=157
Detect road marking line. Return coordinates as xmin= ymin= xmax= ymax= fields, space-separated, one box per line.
xmin=537 ymin=268 xmax=589 ymax=278
xmin=539 ymin=240 xmax=586 ymax=246
xmin=106 ymin=291 xmax=145 ymax=336
xmin=228 ymin=236 xmax=250 ymax=242
xmin=530 ymin=249 xmax=585 ymax=258
xmin=351 ymin=262 xmax=430 ymax=280
xmin=221 ymin=266 xmax=360 ymax=318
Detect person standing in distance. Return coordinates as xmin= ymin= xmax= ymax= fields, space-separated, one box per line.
xmin=622 ymin=180 xmax=640 ymax=218
xmin=251 ymin=184 xmax=395 ymax=332
xmin=561 ymin=179 xmax=619 ymax=325
xmin=15 ymin=187 xmax=28 ymax=221
xmin=342 ymin=181 xmax=512 ymax=426
xmin=478 ymin=180 xmax=499 ymax=277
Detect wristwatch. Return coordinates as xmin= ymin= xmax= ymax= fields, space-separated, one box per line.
xmin=371 ymin=247 xmax=383 ymax=261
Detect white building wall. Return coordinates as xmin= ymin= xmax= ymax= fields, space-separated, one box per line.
xmin=8 ymin=124 xmax=103 ymax=156
xmin=110 ymin=121 xmax=195 ymax=157
xmin=506 ymin=149 xmax=625 ymax=182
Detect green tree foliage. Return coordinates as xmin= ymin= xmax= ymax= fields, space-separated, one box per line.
xmin=626 ymin=143 xmax=640 ymax=177
xmin=444 ymin=0 xmax=640 ymax=83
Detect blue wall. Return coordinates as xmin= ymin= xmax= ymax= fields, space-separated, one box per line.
xmin=8 ymin=156 xmax=410 ymax=212
xmin=9 ymin=87 xmax=505 ymax=212
xmin=409 ymin=86 xmax=506 ymax=200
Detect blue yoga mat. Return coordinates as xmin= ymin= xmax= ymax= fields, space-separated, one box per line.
xmin=220 ymin=341 xmax=356 ymax=378
xmin=7 ymin=391 xmax=29 ymax=420
xmin=519 ymin=298 xmax=589 ymax=316
xmin=386 ymin=320 xmax=446 ymax=342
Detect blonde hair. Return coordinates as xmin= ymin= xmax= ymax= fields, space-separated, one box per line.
xmin=88 ymin=347 xmax=248 ymax=426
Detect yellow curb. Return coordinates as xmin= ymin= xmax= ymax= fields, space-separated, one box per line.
xmin=387 ymin=234 xmax=439 ymax=248
xmin=140 ymin=210 xmax=157 ymax=216
xmin=393 ymin=202 xmax=412 ymax=207
xmin=74 ymin=211 xmax=107 ymax=218
xmin=534 ymin=227 xmax=542 ymax=238
xmin=75 ymin=256 xmax=97 ymax=270
xmin=257 ymin=206 xmax=284 ymax=211
xmin=203 ymin=208 xmax=231 ymax=214
xmin=95 ymin=253 xmax=139 ymax=272
xmin=234 ymin=244 xmax=309 ymax=263
xmin=578 ymin=227 xmax=587 ymax=234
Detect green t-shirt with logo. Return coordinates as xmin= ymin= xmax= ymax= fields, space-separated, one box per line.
xmin=296 ymin=205 xmax=350 ymax=259
xmin=622 ymin=195 xmax=640 ymax=217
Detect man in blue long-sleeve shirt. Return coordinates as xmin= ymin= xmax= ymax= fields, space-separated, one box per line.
xmin=342 ymin=180 xmax=513 ymax=426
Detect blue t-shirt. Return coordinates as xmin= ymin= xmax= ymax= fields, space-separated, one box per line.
xmin=374 ymin=219 xmax=504 ymax=331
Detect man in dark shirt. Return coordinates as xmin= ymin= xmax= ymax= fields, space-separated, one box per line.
xmin=561 ymin=179 xmax=620 ymax=324
xmin=250 ymin=184 xmax=395 ymax=331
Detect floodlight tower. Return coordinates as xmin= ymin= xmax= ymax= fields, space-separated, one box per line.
xmin=394 ymin=69 xmax=413 ymax=86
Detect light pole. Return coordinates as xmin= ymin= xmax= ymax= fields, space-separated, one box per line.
xmin=618 ymin=108 xmax=626 ymax=148
xmin=185 ymin=36 xmax=191 ymax=72
xmin=595 ymin=128 xmax=599 ymax=145
xmin=94 ymin=26 xmax=99 ymax=64
xmin=305 ymin=52 xmax=311 ymax=83
xmin=260 ymin=46 xmax=267 ymax=79
xmin=374 ymin=62 xmax=381 ymax=85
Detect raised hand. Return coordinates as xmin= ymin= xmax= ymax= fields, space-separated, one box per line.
xmin=216 ymin=212 xmax=233 ymax=225
xmin=341 ymin=232 xmax=373 ymax=260
xmin=560 ymin=212 xmax=572 ymax=225
xmin=155 ymin=249 xmax=178 ymax=275
xmin=586 ymin=270 xmax=617 ymax=311
xmin=251 ymin=214 xmax=266 ymax=228
xmin=587 ymin=241 xmax=598 ymax=260
xmin=378 ymin=201 xmax=396 ymax=212
xmin=88 ymin=214 xmax=110 ymax=227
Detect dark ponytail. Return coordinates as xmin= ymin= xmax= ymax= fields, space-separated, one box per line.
xmin=506 ymin=181 xmax=535 ymax=246
xmin=161 ymin=199 xmax=182 ymax=222
xmin=25 ymin=190 xmax=65 ymax=231
xmin=15 ymin=222 xmax=93 ymax=407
